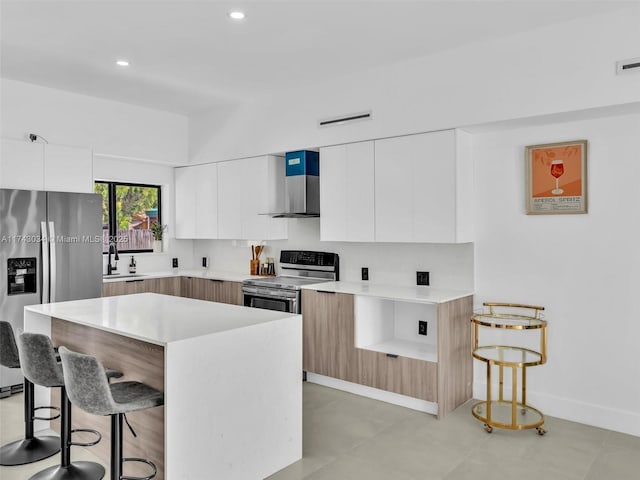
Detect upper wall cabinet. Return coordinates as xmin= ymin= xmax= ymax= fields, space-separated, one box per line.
xmin=175 ymin=163 xmax=218 ymax=239
xmin=374 ymin=130 xmax=473 ymax=243
xmin=0 ymin=139 xmax=93 ymax=193
xmin=320 ymin=141 xmax=375 ymax=242
xmin=175 ymin=155 xmax=287 ymax=240
xmin=218 ymin=155 xmax=287 ymax=240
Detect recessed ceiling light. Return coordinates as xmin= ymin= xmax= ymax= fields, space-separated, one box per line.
xmin=228 ymin=11 xmax=246 ymax=20
xmin=116 ymin=60 xmax=130 ymax=67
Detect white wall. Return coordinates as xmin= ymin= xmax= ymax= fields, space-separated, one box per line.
xmin=473 ymin=112 xmax=640 ymax=437
xmin=189 ymin=5 xmax=640 ymax=164
xmin=1 ymin=79 xmax=188 ymax=164
xmin=93 ymin=155 xmax=194 ymax=273
xmin=194 ymin=219 xmax=474 ymax=290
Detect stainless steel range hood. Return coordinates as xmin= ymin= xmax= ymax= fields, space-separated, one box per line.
xmin=271 ymin=151 xmax=320 ymax=218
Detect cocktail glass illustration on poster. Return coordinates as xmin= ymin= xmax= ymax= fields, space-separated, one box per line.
xmin=525 ymin=140 xmax=588 ymax=214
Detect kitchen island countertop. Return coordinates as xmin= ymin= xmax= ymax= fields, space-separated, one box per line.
xmin=25 ymin=292 xmax=299 ymax=346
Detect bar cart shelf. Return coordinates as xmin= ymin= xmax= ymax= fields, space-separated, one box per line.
xmin=470 ymin=303 xmax=547 ymax=435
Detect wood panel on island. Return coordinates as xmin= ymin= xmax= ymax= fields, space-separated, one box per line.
xmin=51 ymin=318 xmax=165 ymax=479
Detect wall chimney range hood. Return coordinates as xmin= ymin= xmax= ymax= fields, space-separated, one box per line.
xmin=271 ymin=150 xmax=320 ymax=218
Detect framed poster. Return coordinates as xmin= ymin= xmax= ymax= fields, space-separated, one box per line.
xmin=525 ymin=139 xmax=588 ymax=214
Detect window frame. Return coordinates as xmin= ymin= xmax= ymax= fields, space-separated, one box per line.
xmin=95 ymin=180 xmax=162 ymax=254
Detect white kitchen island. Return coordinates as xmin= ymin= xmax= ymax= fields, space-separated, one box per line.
xmin=24 ymin=293 xmax=302 ymax=480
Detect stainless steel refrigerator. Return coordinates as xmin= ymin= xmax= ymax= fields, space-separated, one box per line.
xmin=0 ymin=189 xmax=102 ymax=395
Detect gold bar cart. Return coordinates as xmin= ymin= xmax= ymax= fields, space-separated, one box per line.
xmin=470 ymin=302 xmax=547 ymax=435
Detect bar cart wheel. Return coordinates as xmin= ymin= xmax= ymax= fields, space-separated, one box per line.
xmin=536 ymin=427 xmax=546 ymax=436
xmin=484 ymin=424 xmax=493 ymax=434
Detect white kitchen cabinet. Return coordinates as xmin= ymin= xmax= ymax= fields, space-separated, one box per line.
xmin=175 ymin=166 xmax=198 ymax=238
xmin=374 ymin=129 xmax=472 ymax=243
xmin=0 ymin=138 xmax=44 ymax=190
xmin=1 ymin=139 xmax=93 ymax=193
xmin=217 ymin=158 xmax=245 ymax=239
xmin=44 ymin=144 xmax=93 ymax=193
xmin=175 ymin=163 xmax=218 ymax=239
xmin=218 ymin=155 xmax=287 ymax=240
xmin=320 ymin=141 xmax=375 ymax=242
xmin=242 ymin=155 xmax=287 ymax=240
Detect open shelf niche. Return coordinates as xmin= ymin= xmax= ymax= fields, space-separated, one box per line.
xmin=354 ymin=296 xmax=437 ymax=362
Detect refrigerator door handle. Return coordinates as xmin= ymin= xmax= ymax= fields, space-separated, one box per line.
xmin=41 ymin=221 xmax=50 ymax=304
xmin=49 ymin=221 xmax=57 ymax=303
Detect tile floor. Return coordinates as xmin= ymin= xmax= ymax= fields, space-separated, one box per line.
xmin=2 ymin=382 xmax=639 ymax=479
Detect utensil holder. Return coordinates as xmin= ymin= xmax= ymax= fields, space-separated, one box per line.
xmin=250 ymin=259 xmax=260 ymax=275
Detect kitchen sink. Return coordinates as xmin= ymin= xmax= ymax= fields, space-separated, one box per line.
xmin=102 ymin=273 xmax=147 ymax=279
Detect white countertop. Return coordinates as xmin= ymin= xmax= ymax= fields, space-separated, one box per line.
xmin=25 ymin=293 xmax=300 ymax=346
xmin=301 ymin=281 xmax=473 ymax=304
xmin=102 ymin=269 xmax=259 ymax=283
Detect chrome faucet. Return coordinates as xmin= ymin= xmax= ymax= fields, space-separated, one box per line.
xmin=107 ymin=241 xmax=119 ymax=275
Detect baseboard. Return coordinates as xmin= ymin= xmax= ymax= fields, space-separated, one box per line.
xmin=306 ymin=373 xmax=439 ymax=416
xmin=0 ymin=383 xmax=23 ymax=399
xmin=473 ymin=381 xmax=640 ymax=437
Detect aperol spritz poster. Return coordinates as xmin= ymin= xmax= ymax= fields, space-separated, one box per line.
xmin=525 ymin=140 xmax=588 ymax=214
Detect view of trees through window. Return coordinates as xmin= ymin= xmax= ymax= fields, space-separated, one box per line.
xmin=95 ymin=181 xmax=162 ymax=253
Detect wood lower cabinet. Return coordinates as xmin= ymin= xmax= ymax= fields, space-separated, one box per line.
xmin=102 ymin=277 xmax=180 ymax=297
xmin=357 ymin=350 xmax=438 ymax=402
xmin=303 ymin=289 xmax=472 ymax=418
xmin=143 ymin=278 xmax=181 ymax=296
xmin=103 ymin=276 xmax=241 ymax=305
xmin=102 ymin=279 xmax=143 ymax=297
xmin=180 ymin=277 xmax=242 ymax=305
xmin=302 ymin=290 xmax=358 ymax=383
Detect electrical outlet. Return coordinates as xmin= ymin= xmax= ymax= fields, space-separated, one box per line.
xmin=361 ymin=267 xmax=369 ymax=281
xmin=416 ymin=271 xmax=430 ymax=286
xmin=202 ymin=257 xmax=208 ymax=268
xmin=172 ymin=258 xmax=179 ymax=268
xmin=418 ymin=320 xmax=428 ymax=336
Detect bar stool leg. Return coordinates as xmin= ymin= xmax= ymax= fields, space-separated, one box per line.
xmin=29 ymin=387 xmax=105 ymax=480
xmin=0 ymin=379 xmax=60 ymax=466
xmin=110 ymin=414 xmax=123 ymax=480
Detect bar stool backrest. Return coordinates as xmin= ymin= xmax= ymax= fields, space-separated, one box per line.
xmin=17 ymin=333 xmax=64 ymax=388
xmin=58 ymin=346 xmax=115 ymax=416
xmin=0 ymin=321 xmax=20 ymax=369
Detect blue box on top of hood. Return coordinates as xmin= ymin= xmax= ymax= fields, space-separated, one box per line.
xmin=285 ymin=150 xmax=319 ymax=176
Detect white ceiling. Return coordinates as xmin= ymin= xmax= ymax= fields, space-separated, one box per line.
xmin=0 ymin=0 xmax=633 ymax=115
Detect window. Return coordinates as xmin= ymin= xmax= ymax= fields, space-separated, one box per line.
xmin=95 ymin=181 xmax=162 ymax=253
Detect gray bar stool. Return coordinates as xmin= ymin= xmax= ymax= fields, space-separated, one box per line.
xmin=0 ymin=321 xmax=60 ymax=466
xmin=58 ymin=346 xmax=164 ymax=480
xmin=17 ymin=332 xmax=112 ymax=480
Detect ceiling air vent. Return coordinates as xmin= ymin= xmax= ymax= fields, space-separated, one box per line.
xmin=318 ymin=110 xmax=372 ymax=127
xmin=616 ymin=57 xmax=640 ymax=75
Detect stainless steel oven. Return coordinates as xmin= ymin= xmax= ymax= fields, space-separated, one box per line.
xmin=242 ymin=285 xmax=299 ymax=313
xmin=242 ymin=250 xmax=339 ymax=314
